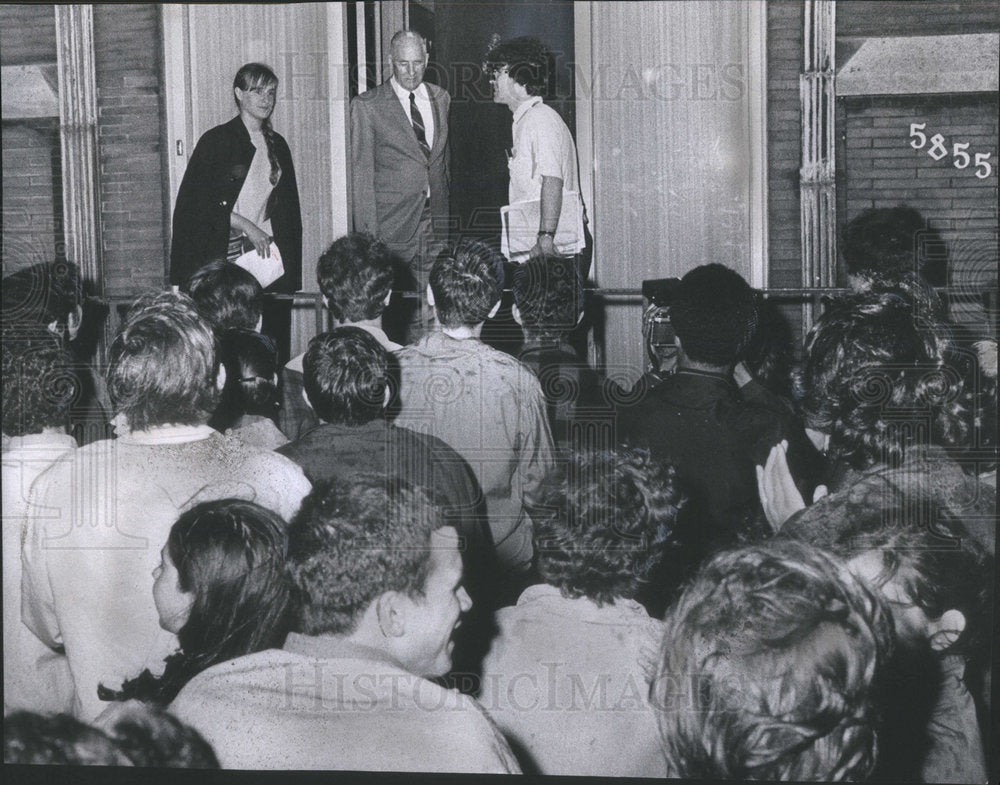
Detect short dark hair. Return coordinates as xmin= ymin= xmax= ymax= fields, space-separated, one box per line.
xmin=652 ymin=540 xmax=892 ymax=781
xmin=483 ymin=36 xmax=552 ymax=97
xmin=303 ymin=327 xmax=388 ymax=425
xmin=182 ymin=260 xmax=263 ymax=333
xmin=286 ymin=475 xmax=442 ymax=636
xmin=512 ymin=256 xmax=583 ymax=339
xmin=830 ymin=510 xmax=992 ymax=662
xmin=214 ymin=328 xmax=280 ymax=429
xmin=1 ymin=260 xmax=82 ymax=334
xmin=107 ymin=292 xmax=219 ymax=431
xmin=429 ymin=240 xmax=502 ymax=328
xmin=842 ymin=205 xmax=947 ymax=288
xmin=316 ymin=233 xmax=395 ymax=323
xmin=2 ymin=334 xmax=76 ymax=436
xmin=530 ymin=447 xmax=683 ymax=604
xmin=670 ymin=264 xmax=758 ymax=366
xmin=798 ymin=290 xmax=969 ymax=469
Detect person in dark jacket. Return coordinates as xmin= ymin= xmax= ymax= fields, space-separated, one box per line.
xmin=615 ymin=264 xmax=822 ymax=608
xmin=169 ymin=62 xmax=301 ymax=364
xmin=277 ymin=327 xmax=499 ymax=678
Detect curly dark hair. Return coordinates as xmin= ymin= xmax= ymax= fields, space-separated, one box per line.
xmin=1 ymin=260 xmax=82 ymax=335
xmin=182 ymin=260 xmax=263 ymax=334
xmin=286 ymin=475 xmax=443 ymax=635
xmin=428 ymin=240 xmax=503 ymax=328
xmin=511 ymin=256 xmax=584 ymax=339
xmin=798 ymin=290 xmax=970 ymax=469
xmin=652 ymin=539 xmax=893 ymax=781
xmin=2 ymin=333 xmax=77 ymax=436
xmin=842 ymin=205 xmax=947 ymax=289
xmin=303 ymin=327 xmax=388 ymax=425
xmin=316 ymin=233 xmax=395 ymax=323
xmin=670 ymin=264 xmax=759 ymax=367
xmin=3 ymin=706 xmax=218 ymax=768
xmin=830 ymin=508 xmax=993 ymax=664
xmin=529 ymin=447 xmax=683 ymax=605
xmin=483 ymin=36 xmax=553 ymax=97
xmin=107 ymin=292 xmax=220 ymax=431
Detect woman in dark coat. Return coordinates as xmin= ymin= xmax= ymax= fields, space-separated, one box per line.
xmin=169 ymin=63 xmax=301 ymax=363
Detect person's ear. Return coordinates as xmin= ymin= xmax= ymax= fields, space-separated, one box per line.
xmin=215 ymin=364 xmax=227 ymax=392
xmin=234 ymin=86 xmax=244 ymax=106
xmin=511 ymin=303 xmax=523 ymax=326
xmin=375 ymin=591 xmax=407 ymax=638
xmin=426 ymin=283 xmax=435 ymax=309
xmin=488 ymin=299 xmax=502 ymax=319
xmin=927 ymin=609 xmax=966 ymax=652
xmin=383 ymin=290 xmax=392 ymax=308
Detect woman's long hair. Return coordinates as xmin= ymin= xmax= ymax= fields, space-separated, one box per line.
xmin=211 ymin=328 xmax=280 ymax=431
xmin=100 ymin=499 xmax=291 ymax=706
xmin=233 ymin=62 xmax=282 ymax=186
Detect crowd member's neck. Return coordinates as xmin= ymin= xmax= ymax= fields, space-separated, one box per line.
xmin=441 ymin=322 xmax=484 ymax=341
xmin=338 ymin=316 xmax=383 ymax=331
xmin=676 ymin=345 xmax=731 ymax=376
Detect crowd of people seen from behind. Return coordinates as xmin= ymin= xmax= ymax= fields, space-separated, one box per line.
xmin=3 ymin=113 xmax=996 ymax=783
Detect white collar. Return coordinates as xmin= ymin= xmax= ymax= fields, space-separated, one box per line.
xmin=512 ymin=95 xmax=543 ymax=125
xmin=390 ymin=77 xmax=428 ymax=102
xmin=2 ymin=432 xmax=76 ymax=452
xmin=118 ymin=423 xmax=216 ymax=445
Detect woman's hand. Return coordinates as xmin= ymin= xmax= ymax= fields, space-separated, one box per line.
xmin=245 ymin=224 xmax=272 ymax=258
xmin=230 ymin=212 xmax=272 ymax=258
xmin=755 ymin=440 xmax=827 ymax=532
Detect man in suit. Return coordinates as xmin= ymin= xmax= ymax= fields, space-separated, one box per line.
xmin=351 ymin=30 xmax=450 ymax=342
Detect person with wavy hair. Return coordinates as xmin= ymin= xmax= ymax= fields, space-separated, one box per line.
xmin=479 ymin=447 xmax=682 ymax=776
xmin=512 ymin=257 xmax=619 ymax=451
xmin=652 ymin=539 xmax=893 ymax=781
xmin=170 ymin=62 xmax=301 ymax=365
xmin=280 ymin=232 xmax=401 ymax=440
xmin=823 ymin=509 xmax=992 ymax=783
xmin=3 ymin=335 xmax=77 ymax=714
xmin=97 ymin=499 xmax=290 ymax=707
xmin=396 ymin=240 xmax=554 ymax=577
xmin=757 ymin=291 xmax=994 ymax=554
xmin=20 ymin=291 xmax=310 ymax=720
xmin=182 ymin=260 xmax=264 ymax=335
xmin=169 ymin=476 xmax=519 ymax=772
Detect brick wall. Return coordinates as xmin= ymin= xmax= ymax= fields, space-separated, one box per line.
xmin=0 ymin=3 xmax=56 ymax=66
xmin=840 ymin=94 xmax=999 ymax=325
xmin=837 ymin=0 xmax=1000 ymax=37
xmin=93 ymin=4 xmax=167 ymax=297
xmin=1 ymin=4 xmax=61 ymax=277
xmin=766 ymin=0 xmax=803 ymax=291
xmin=1 ymin=121 xmax=63 ymax=276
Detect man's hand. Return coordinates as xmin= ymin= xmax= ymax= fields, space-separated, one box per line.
xmin=529 ymin=233 xmax=557 ymax=260
xmin=755 ymin=440 xmax=827 ymax=532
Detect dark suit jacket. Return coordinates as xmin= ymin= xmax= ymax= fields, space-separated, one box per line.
xmin=350 ymin=80 xmax=450 ymax=263
xmin=170 ymin=116 xmax=302 ymax=293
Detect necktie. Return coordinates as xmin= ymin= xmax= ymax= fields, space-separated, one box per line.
xmin=409 ymin=92 xmax=431 ymax=158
